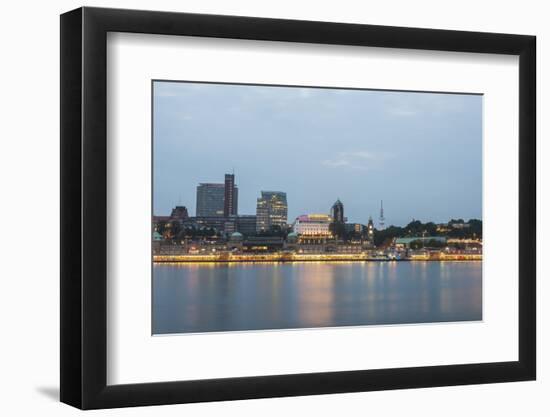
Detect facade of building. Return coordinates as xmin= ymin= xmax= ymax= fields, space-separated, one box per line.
xmin=224 ymin=219 xmax=237 ymax=234
xmin=182 ymin=214 xmax=256 ymax=235
xmin=256 ymin=197 xmax=269 ymax=232
xmin=152 ymin=215 xmax=171 ymax=233
xmin=236 ymin=215 xmax=257 ymax=236
xmin=170 ymin=205 xmax=189 ymax=220
xmin=344 ymin=223 xmax=364 ymax=234
xmin=293 ymin=214 xmax=333 ymax=237
xmin=190 ymin=216 xmax=227 ymax=232
xmin=196 ymin=183 xmax=225 ymax=217
xmin=242 ymin=236 xmax=285 ymax=252
xmin=255 ymin=191 xmax=288 ymax=232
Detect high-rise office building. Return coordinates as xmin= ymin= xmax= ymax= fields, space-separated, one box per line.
xmin=224 ymin=173 xmax=238 ymax=217
xmin=255 ymin=191 xmax=288 ymax=232
xmin=331 ymin=199 xmax=345 ymax=223
xmin=256 ymin=197 xmax=270 ymax=232
xmin=196 ymin=174 xmax=238 ymax=217
xmin=196 ymin=183 xmax=225 ymax=217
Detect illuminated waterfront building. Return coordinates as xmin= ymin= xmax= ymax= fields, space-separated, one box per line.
xmin=293 ymin=214 xmax=333 ymax=237
xmin=256 ymin=191 xmax=288 ymax=232
xmin=242 ymin=236 xmax=284 ymax=252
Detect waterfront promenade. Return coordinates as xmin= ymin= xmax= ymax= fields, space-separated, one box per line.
xmin=153 ymin=252 xmax=482 ymax=263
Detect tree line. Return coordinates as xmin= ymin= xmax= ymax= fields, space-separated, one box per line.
xmin=374 ymin=219 xmax=482 ymax=247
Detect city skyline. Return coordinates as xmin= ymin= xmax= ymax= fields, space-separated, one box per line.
xmin=153 ymin=81 xmax=482 ymax=227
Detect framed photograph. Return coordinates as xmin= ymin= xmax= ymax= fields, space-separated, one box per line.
xmin=60 ymin=7 xmax=536 ymax=409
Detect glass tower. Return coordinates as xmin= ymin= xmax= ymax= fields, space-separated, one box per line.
xmin=255 ymin=191 xmax=288 ymax=232
xmin=196 ymin=183 xmax=225 ymax=217
xmin=196 ymin=174 xmax=239 ymax=217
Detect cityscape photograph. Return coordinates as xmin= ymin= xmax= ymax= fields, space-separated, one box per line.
xmin=152 ymin=80 xmax=483 ymax=334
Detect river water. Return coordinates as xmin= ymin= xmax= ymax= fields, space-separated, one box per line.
xmin=152 ymin=261 xmax=482 ymax=334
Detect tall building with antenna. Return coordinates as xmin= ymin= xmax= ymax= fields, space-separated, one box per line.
xmin=196 ymin=172 xmax=238 ymax=217
xmin=223 ymin=173 xmax=238 ymax=217
xmin=379 ymin=200 xmax=385 ymax=230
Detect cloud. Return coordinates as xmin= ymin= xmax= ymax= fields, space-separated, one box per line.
xmin=322 ymin=150 xmax=390 ymax=171
xmin=344 ymin=151 xmax=376 ymax=159
xmin=387 ymin=108 xmax=418 ymax=117
xmin=322 ymin=159 xmax=350 ymax=167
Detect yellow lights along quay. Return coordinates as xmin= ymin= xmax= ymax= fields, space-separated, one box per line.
xmin=153 ymin=252 xmax=482 ymax=263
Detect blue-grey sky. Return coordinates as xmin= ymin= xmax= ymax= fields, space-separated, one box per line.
xmin=153 ymin=81 xmax=482 ymax=227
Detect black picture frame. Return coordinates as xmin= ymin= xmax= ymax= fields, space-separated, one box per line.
xmin=60 ymin=6 xmax=536 ymax=410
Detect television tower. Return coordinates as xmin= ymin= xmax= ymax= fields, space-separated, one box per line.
xmin=379 ymin=200 xmax=385 ymax=230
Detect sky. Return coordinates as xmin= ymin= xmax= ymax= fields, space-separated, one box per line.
xmin=153 ymin=81 xmax=482 ymax=227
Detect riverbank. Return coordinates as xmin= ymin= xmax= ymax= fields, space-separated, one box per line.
xmin=153 ymin=253 xmax=482 ymax=263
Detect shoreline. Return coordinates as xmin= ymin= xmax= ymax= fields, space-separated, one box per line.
xmin=153 ymin=254 xmax=482 ymax=264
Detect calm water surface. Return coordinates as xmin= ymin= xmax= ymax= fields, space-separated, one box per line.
xmin=153 ymin=261 xmax=482 ymax=334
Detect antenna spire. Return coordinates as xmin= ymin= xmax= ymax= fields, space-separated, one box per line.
xmin=379 ymin=200 xmax=385 ymax=230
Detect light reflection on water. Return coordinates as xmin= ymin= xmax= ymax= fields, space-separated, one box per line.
xmin=152 ymin=261 xmax=482 ymax=334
